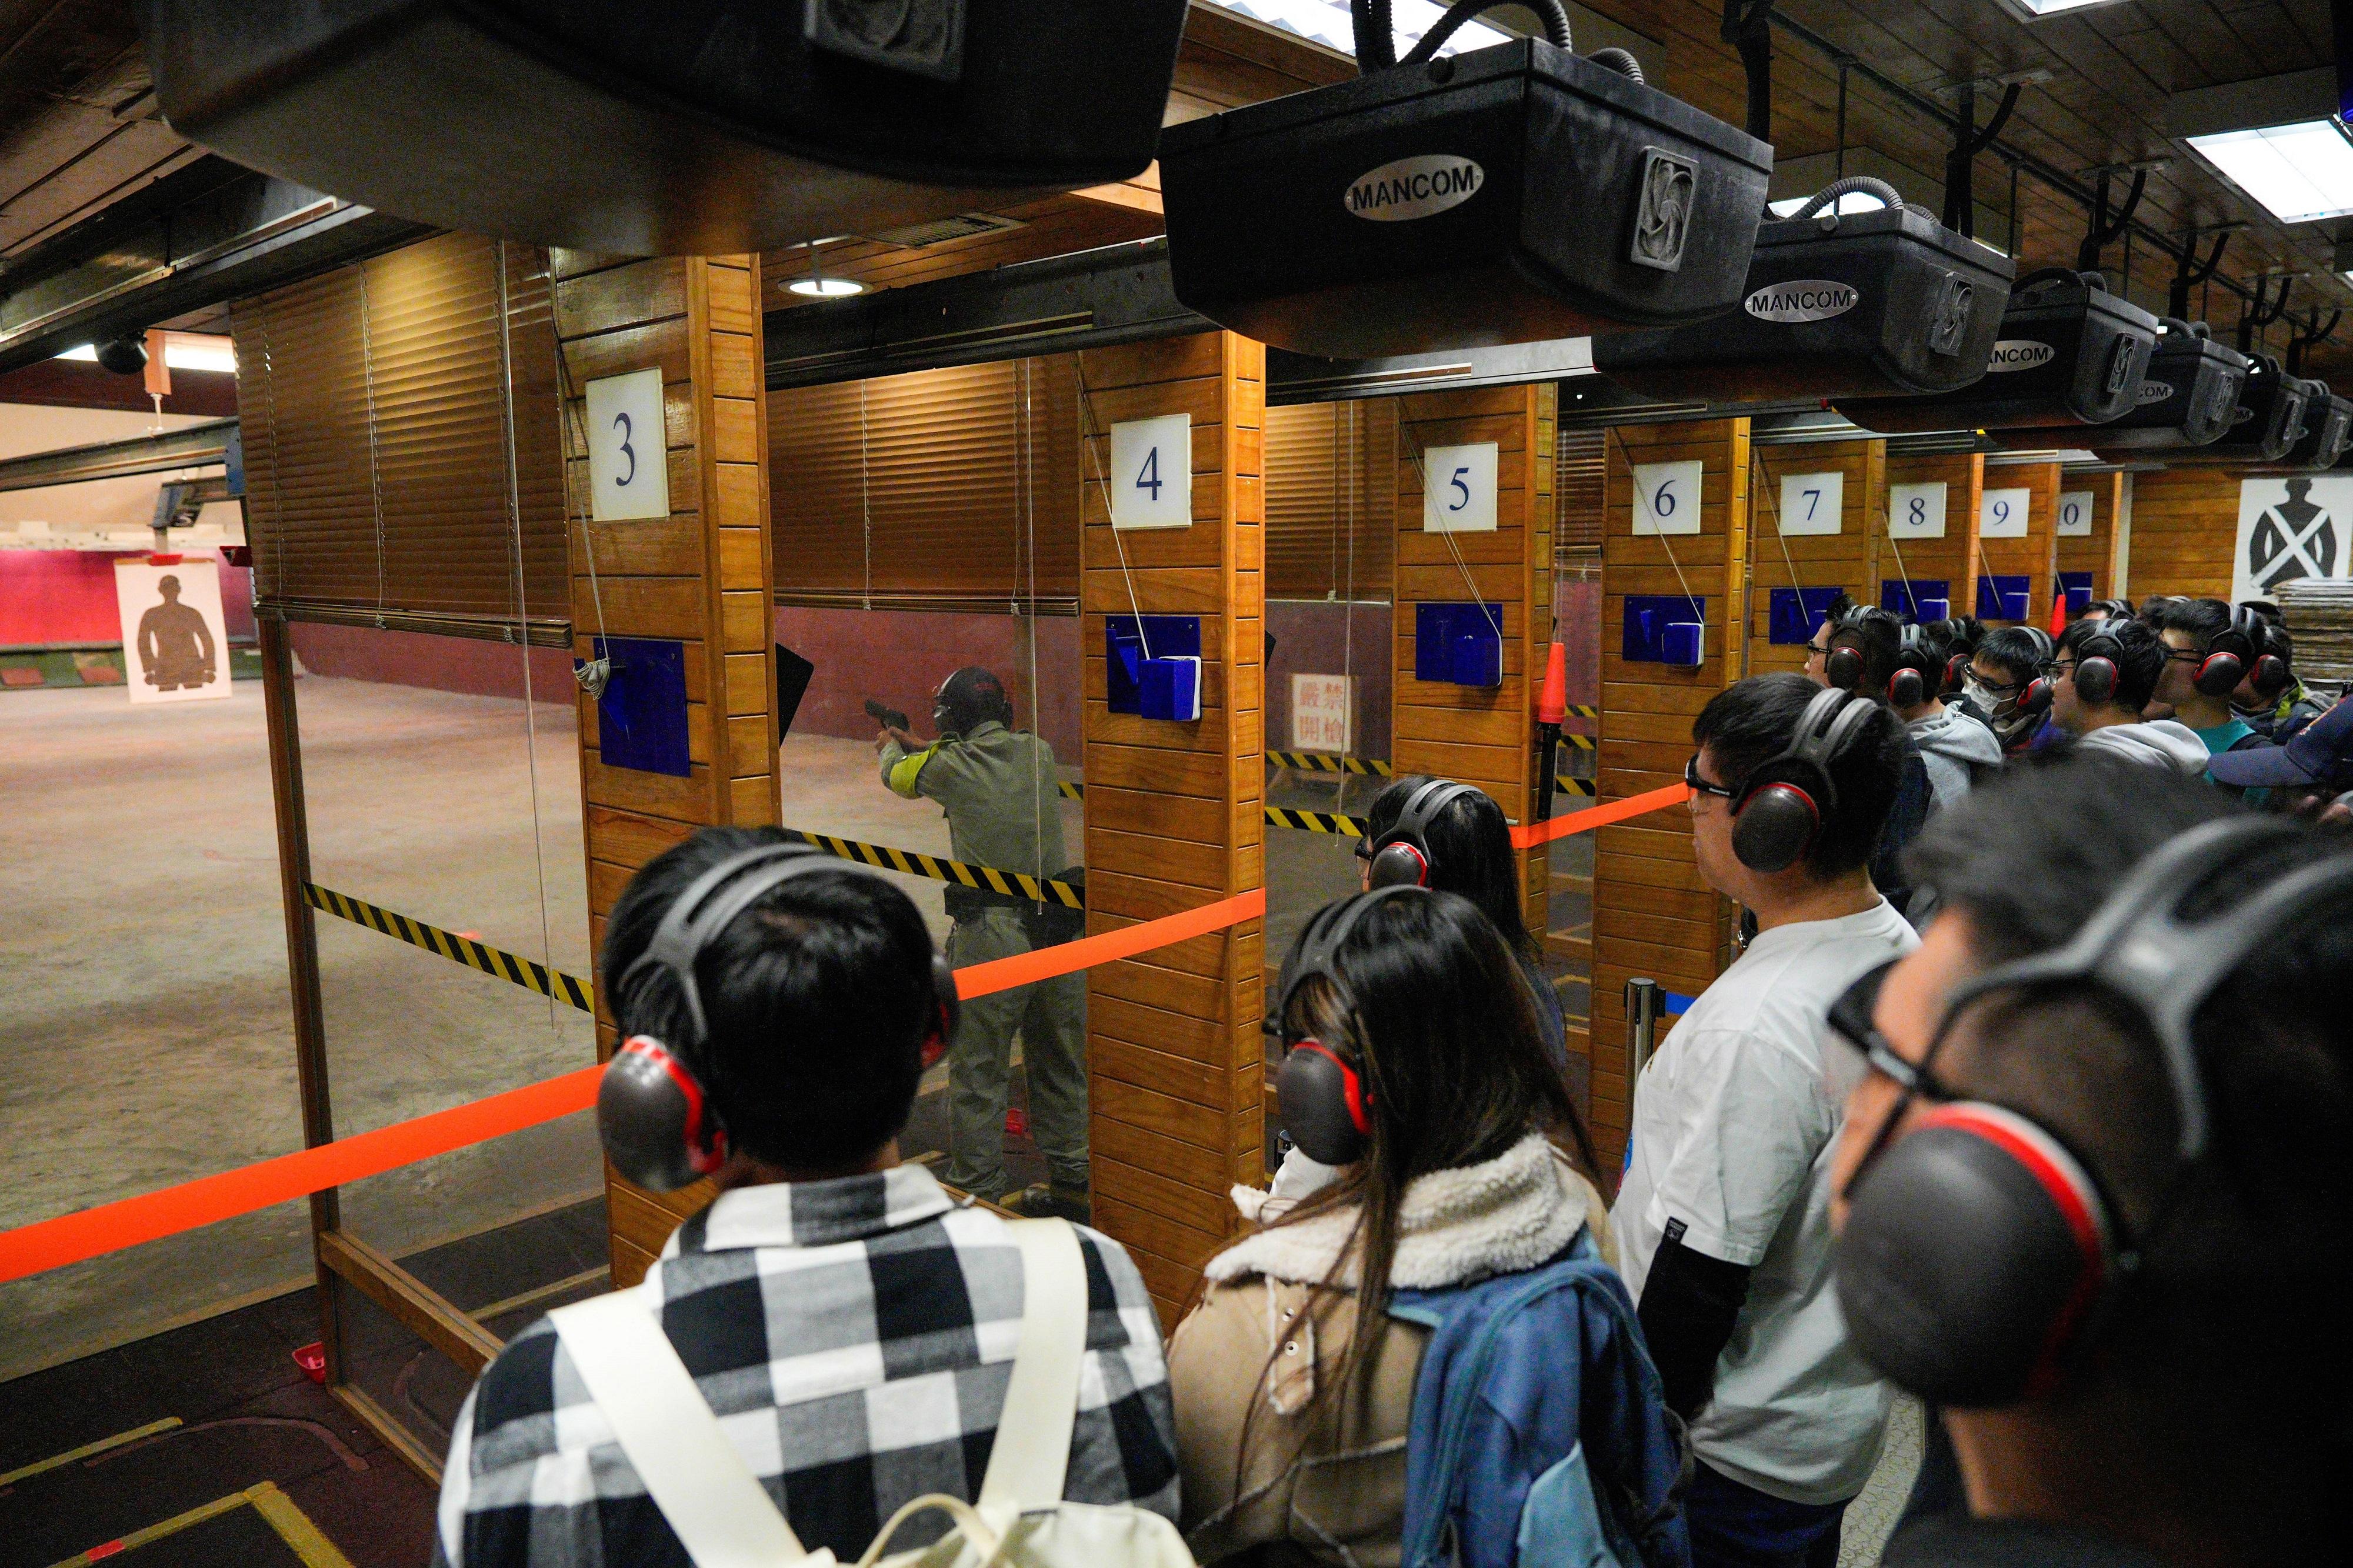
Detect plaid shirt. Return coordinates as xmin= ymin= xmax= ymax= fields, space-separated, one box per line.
xmin=433 ymin=1166 xmax=1179 ymax=1567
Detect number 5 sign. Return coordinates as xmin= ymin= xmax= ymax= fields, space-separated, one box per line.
xmin=1423 ymin=442 xmax=1498 ymax=532
xmin=1632 ymin=461 xmax=1703 ymax=536
xmin=585 ymin=368 xmax=669 ymax=522
xmin=1109 ymin=413 xmax=1192 ymax=529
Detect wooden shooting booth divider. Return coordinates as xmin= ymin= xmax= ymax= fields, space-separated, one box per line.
xmin=547 ymin=252 xmax=783 ymax=1287
xmin=2124 ymin=468 xmax=2241 ymax=600
xmin=1076 ymin=332 xmax=1267 ymax=1329
xmin=2056 ymin=472 xmax=2128 ymax=605
xmin=1588 ymin=419 xmax=1751 ymax=1169
xmin=1879 ymin=451 xmax=1983 ymax=625
xmin=1745 ymin=439 xmax=1885 ymax=678
xmin=1391 ymin=383 xmax=1558 ymax=946
xmin=1977 ymin=458 xmax=2059 ymax=628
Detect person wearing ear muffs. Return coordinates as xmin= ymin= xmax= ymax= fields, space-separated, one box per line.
xmin=2047 ymin=617 xmax=2207 ymax=775
xmin=2145 ymin=598 xmax=2270 ymax=763
xmin=1823 ymin=759 xmax=2353 ymax=1568
xmin=1616 ymin=674 xmax=1918 ymax=1568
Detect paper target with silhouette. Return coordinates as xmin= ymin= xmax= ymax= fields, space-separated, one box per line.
xmin=114 ymin=558 xmax=232 ymax=705
xmin=2234 ymin=476 xmax=2353 ymax=605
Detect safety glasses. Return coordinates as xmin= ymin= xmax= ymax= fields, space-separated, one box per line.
xmin=1824 ymin=960 xmax=1959 ymax=1103
xmin=1682 ymin=755 xmax=1739 ymax=802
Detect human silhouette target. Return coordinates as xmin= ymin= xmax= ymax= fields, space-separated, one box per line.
xmin=2234 ymin=476 xmax=2353 ymax=605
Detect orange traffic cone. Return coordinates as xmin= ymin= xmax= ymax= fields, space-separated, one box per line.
xmin=1536 ymin=640 xmax=1568 ymax=726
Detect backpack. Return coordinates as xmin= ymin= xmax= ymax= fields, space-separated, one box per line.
xmin=549 ymin=1219 xmax=1193 ymax=1568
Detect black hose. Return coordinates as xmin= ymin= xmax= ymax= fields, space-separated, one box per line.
xmin=1793 ymin=176 xmax=1902 ymax=219
xmin=1587 ymin=46 xmax=1644 ymax=84
xmin=1352 ymin=0 xmax=1397 ymax=71
xmin=1399 ymin=0 xmax=1571 ymax=68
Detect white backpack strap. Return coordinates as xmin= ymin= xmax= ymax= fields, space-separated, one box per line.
xmin=974 ymin=1219 xmax=1090 ymax=1517
xmin=550 ymin=1292 xmax=825 ymax=1568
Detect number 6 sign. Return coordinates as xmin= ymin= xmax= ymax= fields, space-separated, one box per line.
xmin=1632 ymin=460 xmax=1703 ymax=536
xmin=1109 ymin=413 xmax=1193 ymax=529
xmin=585 ymin=368 xmax=669 ymax=522
xmin=1422 ymin=442 xmax=1498 ymax=532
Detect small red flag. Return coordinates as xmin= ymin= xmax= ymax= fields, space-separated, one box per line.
xmin=2048 ymin=589 xmax=2069 ymax=637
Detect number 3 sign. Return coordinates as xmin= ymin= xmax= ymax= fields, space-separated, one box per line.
xmin=1632 ymin=461 xmax=1703 ymax=536
xmin=1423 ymin=442 xmax=1498 ymax=532
xmin=1109 ymin=413 xmax=1192 ymax=529
xmin=585 ymin=368 xmax=669 ymax=522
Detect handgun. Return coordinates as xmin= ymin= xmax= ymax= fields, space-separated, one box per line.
xmin=864 ymin=698 xmax=911 ymax=734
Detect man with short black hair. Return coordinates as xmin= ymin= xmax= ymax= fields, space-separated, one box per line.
xmin=2048 ymin=618 xmax=2205 ymax=774
xmin=1826 ymin=762 xmax=2353 ymax=1567
xmin=433 ymin=828 xmax=1178 ymax=1568
xmin=1615 ymin=673 xmax=1918 ymax=1568
xmin=1818 ymin=607 xmax=1937 ymax=913
xmin=2145 ymin=598 xmax=2259 ymax=757
xmin=1962 ymin=628 xmax=2053 ymax=756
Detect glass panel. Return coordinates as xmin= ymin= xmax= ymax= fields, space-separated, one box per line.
xmin=334 ymin=1280 xmax=476 ymax=1466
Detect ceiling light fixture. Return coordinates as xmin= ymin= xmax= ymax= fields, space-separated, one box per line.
xmin=2173 ymin=68 xmax=2353 ymax=226
xmin=1994 ymin=0 xmax=2126 ymax=19
xmin=786 ymin=241 xmax=864 ymax=299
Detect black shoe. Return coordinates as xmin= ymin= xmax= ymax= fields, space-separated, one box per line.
xmin=998 ymin=1182 xmax=1091 ymax=1222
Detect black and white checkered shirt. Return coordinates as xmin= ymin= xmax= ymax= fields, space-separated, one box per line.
xmin=433 ymin=1166 xmax=1179 ymax=1567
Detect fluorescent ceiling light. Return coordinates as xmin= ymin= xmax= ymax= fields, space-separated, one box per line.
xmin=1767 ymin=193 xmax=1900 ymax=218
xmin=1210 ymin=0 xmax=1507 ymax=58
xmin=786 ymin=276 xmax=864 ymax=298
xmin=2184 ymin=119 xmax=2353 ymax=224
xmin=1997 ymin=0 xmax=2126 ymax=16
xmin=55 ymin=336 xmax=237 ymax=372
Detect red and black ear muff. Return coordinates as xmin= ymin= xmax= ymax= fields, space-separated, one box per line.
xmin=1888 ymin=665 xmax=1927 ymax=709
xmin=2017 ymin=670 xmax=2054 ymax=714
xmin=1730 ymin=778 xmax=1824 ymax=873
xmin=2192 ymin=646 xmax=2246 ymax=698
xmin=1824 ymin=643 xmax=1866 ymax=692
xmin=1276 ymin=1037 xmax=1373 ymax=1165
xmin=2251 ymin=651 xmax=2291 ymax=700
xmin=1942 ymin=652 xmax=1969 ymax=695
xmin=1837 ymin=1101 xmax=2112 ymax=1408
xmin=2070 ymin=632 xmax=2122 ymax=707
xmin=599 ymin=1035 xmax=731 ymax=1192
xmin=1365 ymin=838 xmax=1431 ymax=889
xmin=1364 ymin=779 xmax=1478 ymax=890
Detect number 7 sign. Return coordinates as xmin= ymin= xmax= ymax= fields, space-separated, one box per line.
xmin=1422 ymin=442 xmax=1499 ymax=533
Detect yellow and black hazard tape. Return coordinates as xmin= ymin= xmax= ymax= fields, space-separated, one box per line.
xmin=1265 ymin=751 xmax=1393 ymax=776
xmin=1264 ymin=805 xmax=1368 ymax=836
xmin=1558 ymin=777 xmax=1597 ymax=798
xmin=782 ymin=828 xmax=1084 ymax=909
xmin=1565 ymin=703 xmax=1598 ymax=720
xmin=1058 ymin=780 xmax=1082 ymax=800
xmin=1557 ymin=732 xmax=1597 ymax=752
xmin=304 ymin=884 xmax=594 ymax=1013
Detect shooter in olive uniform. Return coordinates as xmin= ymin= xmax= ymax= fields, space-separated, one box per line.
xmin=876 ymin=668 xmax=1087 ymax=1216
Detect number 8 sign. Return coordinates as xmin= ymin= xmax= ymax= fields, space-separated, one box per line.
xmin=1109 ymin=413 xmax=1193 ymax=530
xmin=1632 ymin=461 xmax=1703 ymax=536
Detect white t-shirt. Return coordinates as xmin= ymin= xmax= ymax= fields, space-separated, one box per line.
xmin=1611 ymin=898 xmax=1919 ymax=1506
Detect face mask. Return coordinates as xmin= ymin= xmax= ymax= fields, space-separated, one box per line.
xmin=1961 ymin=676 xmax=2008 ymax=715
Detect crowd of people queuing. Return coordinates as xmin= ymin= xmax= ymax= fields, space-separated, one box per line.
xmin=425 ymin=593 xmax=2353 ymax=1568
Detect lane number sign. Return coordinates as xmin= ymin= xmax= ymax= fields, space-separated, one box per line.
xmin=1109 ymin=413 xmax=1192 ymax=529
xmin=2057 ymin=489 xmax=2094 ymax=538
xmin=1888 ymin=481 xmax=1947 ymax=540
xmin=1423 ymin=442 xmax=1499 ymax=532
xmin=1777 ymin=469 xmax=1844 ymax=536
xmin=1981 ymin=486 xmax=2031 ymax=539
xmin=1632 ymin=460 xmax=1704 ymax=536
xmin=586 ymin=368 xmax=669 ymax=521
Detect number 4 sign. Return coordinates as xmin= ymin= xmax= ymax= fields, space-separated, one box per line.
xmin=585 ymin=368 xmax=669 ymax=522
xmin=1423 ymin=442 xmax=1499 ymax=532
xmin=1109 ymin=413 xmax=1192 ymax=529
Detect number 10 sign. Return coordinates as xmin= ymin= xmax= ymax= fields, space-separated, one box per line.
xmin=1109 ymin=413 xmax=1192 ymax=529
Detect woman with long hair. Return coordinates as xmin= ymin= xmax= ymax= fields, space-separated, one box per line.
xmin=1171 ymin=888 xmax=1686 ymax=1568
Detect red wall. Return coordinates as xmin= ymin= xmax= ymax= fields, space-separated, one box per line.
xmin=0 ymin=550 xmax=255 ymax=646
xmin=1264 ymin=601 xmax=1393 ymax=760
xmin=774 ymin=605 xmax=1084 ymax=759
xmin=290 ymin=622 xmax=575 ymax=702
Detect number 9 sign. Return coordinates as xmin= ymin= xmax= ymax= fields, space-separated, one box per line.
xmin=1423 ymin=442 xmax=1499 ymax=533
xmin=1109 ymin=413 xmax=1193 ymax=530
xmin=1980 ymin=486 xmax=2031 ymax=539
xmin=585 ymin=368 xmax=670 ymax=522
xmin=1632 ymin=460 xmax=1703 ymax=536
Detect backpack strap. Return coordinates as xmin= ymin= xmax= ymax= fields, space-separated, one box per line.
xmin=550 ymin=1290 xmax=824 ymax=1568
xmin=975 ymin=1218 xmax=1090 ymax=1518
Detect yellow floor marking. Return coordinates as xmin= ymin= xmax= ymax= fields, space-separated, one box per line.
xmin=248 ymin=1480 xmax=358 ymax=1568
xmin=45 ymin=1489 xmax=246 ymax=1567
xmin=1 ymin=1417 xmax=183 ymax=1489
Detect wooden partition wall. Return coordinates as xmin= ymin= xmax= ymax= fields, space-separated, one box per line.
xmin=1076 ymin=332 xmax=1267 ymax=1329
xmin=1391 ymin=383 xmax=1558 ymax=940
xmin=1977 ymin=458 xmax=2060 ymax=627
xmin=2056 ymin=471 xmax=2128 ymax=605
xmin=1588 ymin=419 xmax=1751 ymax=1167
xmin=1879 ymin=452 xmax=1983 ymax=625
xmin=1745 ymin=439 xmax=1885 ymax=677
xmin=548 ymin=252 xmax=782 ymax=1287
xmin=2125 ymin=468 xmax=2240 ymax=600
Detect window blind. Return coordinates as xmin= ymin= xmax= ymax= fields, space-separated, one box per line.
xmin=1556 ymin=426 xmax=1605 ymax=555
xmin=1265 ymin=398 xmax=1395 ymax=602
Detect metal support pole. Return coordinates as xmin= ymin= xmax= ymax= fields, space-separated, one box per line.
xmin=1625 ymin=977 xmax=1662 ymax=1115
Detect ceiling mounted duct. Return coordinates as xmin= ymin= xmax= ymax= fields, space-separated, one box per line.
xmin=1997 ymin=318 xmax=2248 ymax=455
xmin=1592 ymin=177 xmax=2013 ymax=402
xmin=1835 ymin=269 xmax=2161 ymax=435
xmin=1159 ymin=3 xmax=1771 ymax=358
xmin=132 ymin=0 xmax=1189 ymax=256
xmin=2131 ymin=355 xmax=2315 ymax=466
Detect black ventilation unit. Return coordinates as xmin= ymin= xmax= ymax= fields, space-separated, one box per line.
xmin=132 ymin=0 xmax=1189 ymax=256
xmin=2138 ymin=355 xmax=2315 ymax=467
xmin=1997 ymin=318 xmax=2248 ymax=455
xmin=1593 ymin=178 xmax=2012 ymax=402
xmin=1159 ymin=9 xmax=1769 ymax=359
xmin=2280 ymin=387 xmax=2352 ymax=469
xmin=1835 ymin=269 xmax=2161 ymax=435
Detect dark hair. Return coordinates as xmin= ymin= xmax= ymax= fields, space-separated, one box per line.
xmin=2060 ymin=615 xmax=2165 ymax=715
xmin=1363 ymin=776 xmax=1537 ymax=961
xmin=1829 ymin=606 xmax=1903 ymax=695
xmin=1975 ymin=626 xmax=2049 ymax=686
xmin=2148 ymin=596 xmax=2232 ymax=646
xmin=1901 ymin=760 xmax=2353 ymax=1552
xmin=1941 ymin=614 xmax=1986 ymax=652
xmin=1815 ymin=591 xmax=1858 ymax=637
xmin=602 ymin=826 xmax=937 ymax=1170
xmin=1266 ymin=889 xmax=1599 ymax=1417
xmin=936 ymin=666 xmax=1014 ymax=735
xmin=1693 ymin=672 xmax=1906 ymax=879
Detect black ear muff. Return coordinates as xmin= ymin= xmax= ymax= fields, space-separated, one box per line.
xmin=1888 ymin=666 xmax=1926 ymax=708
xmin=599 ymin=1036 xmax=731 ymax=1192
xmin=1277 ymin=1038 xmax=1372 ymax=1165
xmin=2072 ymin=655 xmax=2117 ymax=706
xmin=1837 ymin=1102 xmax=2111 ymax=1407
xmin=1825 ymin=645 xmax=1865 ymax=692
xmin=2251 ymin=652 xmax=2291 ymax=700
xmin=1731 ymin=780 xmax=1822 ymax=872
xmin=2018 ymin=672 xmax=2053 ymax=714
xmin=1367 ymin=840 xmax=1431 ymax=888
xmin=2192 ymin=649 xmax=2244 ymax=698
